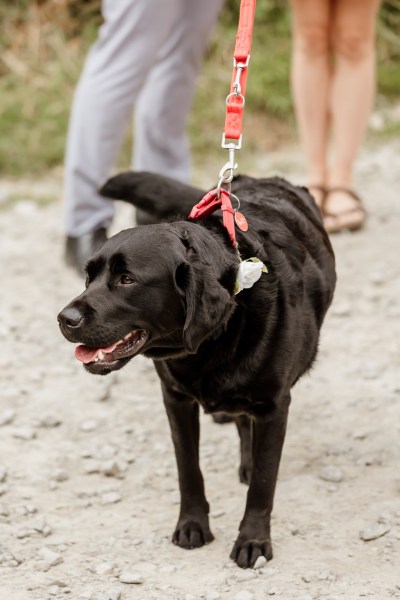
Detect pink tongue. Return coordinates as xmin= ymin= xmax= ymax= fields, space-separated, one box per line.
xmin=75 ymin=342 xmax=118 ymax=364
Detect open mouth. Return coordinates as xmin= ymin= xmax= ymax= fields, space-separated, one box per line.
xmin=75 ymin=329 xmax=149 ymax=368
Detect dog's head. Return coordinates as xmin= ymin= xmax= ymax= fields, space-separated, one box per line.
xmin=58 ymin=222 xmax=238 ymax=375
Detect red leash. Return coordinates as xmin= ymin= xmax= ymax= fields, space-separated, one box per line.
xmin=189 ymin=0 xmax=256 ymax=248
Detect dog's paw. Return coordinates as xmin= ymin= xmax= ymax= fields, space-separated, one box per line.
xmin=230 ymin=535 xmax=273 ymax=569
xmin=172 ymin=518 xmax=214 ymax=549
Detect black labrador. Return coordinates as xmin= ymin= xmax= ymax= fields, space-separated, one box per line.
xmin=58 ymin=172 xmax=336 ymax=568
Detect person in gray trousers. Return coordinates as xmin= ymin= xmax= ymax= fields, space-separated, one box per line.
xmin=64 ymin=0 xmax=224 ymax=273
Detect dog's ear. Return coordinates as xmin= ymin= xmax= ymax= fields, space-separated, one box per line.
xmin=99 ymin=171 xmax=205 ymax=220
xmin=175 ymin=252 xmax=236 ymax=354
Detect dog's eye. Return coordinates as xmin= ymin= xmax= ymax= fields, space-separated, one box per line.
xmin=119 ymin=274 xmax=135 ymax=286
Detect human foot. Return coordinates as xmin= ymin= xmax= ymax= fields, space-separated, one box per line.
xmin=321 ymin=187 xmax=366 ymax=233
xmin=307 ymin=184 xmax=327 ymax=210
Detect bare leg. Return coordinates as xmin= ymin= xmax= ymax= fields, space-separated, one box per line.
xmin=290 ymin=0 xmax=331 ymax=207
xmin=324 ymin=0 xmax=381 ymax=230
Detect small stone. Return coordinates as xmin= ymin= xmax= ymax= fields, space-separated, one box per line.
xmin=53 ymin=469 xmax=69 ymax=482
xmin=359 ymin=523 xmax=391 ymax=541
xmin=206 ymin=590 xmax=221 ymax=600
xmin=12 ymin=427 xmax=36 ymax=440
xmin=80 ymin=419 xmax=99 ymax=432
xmin=319 ymin=465 xmax=343 ymax=483
xmin=235 ymin=569 xmax=257 ymax=582
xmin=94 ymin=589 xmax=122 ymax=600
xmin=253 ymin=555 xmax=267 ymax=569
xmin=15 ymin=503 xmax=37 ymax=516
xmin=90 ymin=562 xmax=115 ymax=576
xmin=39 ymin=415 xmax=62 ymax=428
xmin=119 ymin=570 xmax=144 ymax=584
xmin=0 ymin=409 xmax=16 ymax=426
xmin=234 ymin=591 xmax=254 ymax=600
xmin=0 ymin=548 xmax=22 ymax=567
xmin=0 ymin=465 xmax=7 ymax=483
xmin=332 ymin=302 xmax=352 ymax=317
xmin=33 ymin=516 xmax=52 ymax=537
xmin=83 ymin=460 xmax=101 ymax=474
xmin=100 ymin=491 xmax=122 ymax=505
xmin=48 ymin=580 xmax=68 ymax=588
xmin=159 ymin=564 xmax=176 ymax=574
xmin=38 ymin=547 xmax=63 ymax=567
xmin=101 ymin=460 xmax=128 ymax=478
xmin=0 ymin=503 xmax=9 ymax=517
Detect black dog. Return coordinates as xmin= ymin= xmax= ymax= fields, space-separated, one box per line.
xmin=58 ymin=172 xmax=336 ymax=568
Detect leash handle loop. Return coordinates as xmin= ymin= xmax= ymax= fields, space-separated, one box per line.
xmin=188 ymin=0 xmax=256 ymax=248
xmin=224 ymin=0 xmax=256 ymax=143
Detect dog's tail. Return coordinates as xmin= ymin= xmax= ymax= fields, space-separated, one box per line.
xmin=99 ymin=171 xmax=205 ymax=221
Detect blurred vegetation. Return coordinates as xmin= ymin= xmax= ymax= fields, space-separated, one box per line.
xmin=0 ymin=0 xmax=399 ymax=176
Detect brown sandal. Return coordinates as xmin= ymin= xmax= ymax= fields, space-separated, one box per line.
xmin=321 ymin=187 xmax=366 ymax=234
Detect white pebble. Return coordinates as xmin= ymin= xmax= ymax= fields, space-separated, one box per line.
xmin=234 ymin=591 xmax=254 ymax=600
xmin=90 ymin=562 xmax=115 ymax=576
xmin=101 ymin=460 xmax=128 ymax=478
xmin=39 ymin=415 xmax=62 ymax=428
xmin=80 ymin=419 xmax=99 ymax=432
xmin=119 ymin=570 xmax=144 ymax=584
xmin=206 ymin=590 xmax=221 ymax=600
xmin=0 ymin=409 xmax=15 ymax=426
xmin=100 ymin=491 xmax=122 ymax=505
xmin=37 ymin=547 xmax=63 ymax=568
xmin=235 ymin=569 xmax=257 ymax=582
xmin=319 ymin=465 xmax=343 ymax=483
xmin=12 ymin=427 xmax=36 ymax=440
xmin=253 ymin=555 xmax=267 ymax=569
xmin=359 ymin=523 xmax=390 ymax=541
xmin=53 ymin=469 xmax=69 ymax=482
xmin=0 ymin=466 xmax=7 ymax=483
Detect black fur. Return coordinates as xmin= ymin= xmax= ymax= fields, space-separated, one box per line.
xmin=58 ymin=172 xmax=336 ymax=568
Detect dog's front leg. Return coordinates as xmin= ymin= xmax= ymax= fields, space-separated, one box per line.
xmin=230 ymin=401 xmax=289 ymax=568
xmin=162 ymin=385 xmax=214 ymax=549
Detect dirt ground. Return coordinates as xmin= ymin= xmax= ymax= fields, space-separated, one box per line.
xmin=1 ymin=140 xmax=399 ymax=600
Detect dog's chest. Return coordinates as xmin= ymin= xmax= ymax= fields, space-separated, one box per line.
xmin=161 ymin=363 xmax=276 ymax=418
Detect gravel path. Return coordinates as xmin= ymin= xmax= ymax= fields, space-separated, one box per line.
xmin=1 ymin=141 xmax=399 ymax=600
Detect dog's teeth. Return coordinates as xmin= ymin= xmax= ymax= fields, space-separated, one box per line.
xmin=124 ymin=332 xmax=133 ymax=340
xmin=97 ymin=351 xmax=104 ymax=360
xmin=93 ymin=357 xmax=99 ymax=363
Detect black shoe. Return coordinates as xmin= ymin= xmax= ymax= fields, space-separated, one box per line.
xmin=65 ymin=228 xmax=107 ymax=275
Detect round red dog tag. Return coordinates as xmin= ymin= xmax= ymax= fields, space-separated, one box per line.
xmin=235 ymin=211 xmax=249 ymax=232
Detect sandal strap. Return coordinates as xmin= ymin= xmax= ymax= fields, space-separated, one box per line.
xmin=322 ymin=187 xmax=366 ymax=219
xmin=327 ymin=186 xmax=363 ymax=204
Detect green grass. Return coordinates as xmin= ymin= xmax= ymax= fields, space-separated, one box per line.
xmin=0 ymin=0 xmax=399 ymax=176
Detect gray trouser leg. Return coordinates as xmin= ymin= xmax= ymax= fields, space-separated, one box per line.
xmin=64 ymin=0 xmax=180 ymax=236
xmin=133 ymin=0 xmax=225 ymax=183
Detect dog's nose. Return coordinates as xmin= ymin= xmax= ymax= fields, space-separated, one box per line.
xmin=58 ymin=307 xmax=83 ymax=330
